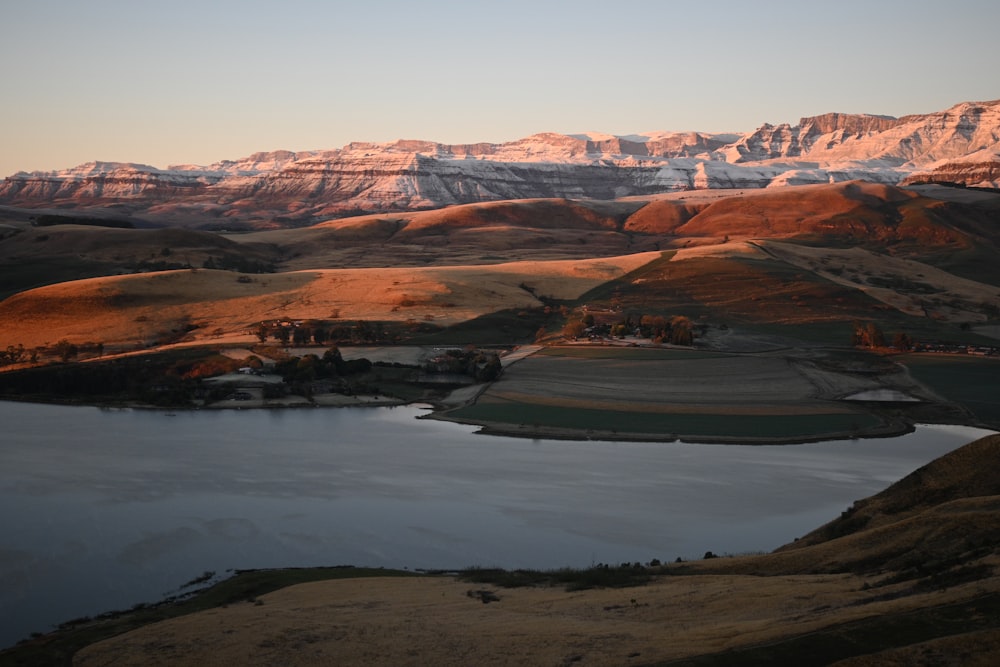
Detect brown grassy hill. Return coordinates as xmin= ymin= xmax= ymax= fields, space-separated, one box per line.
xmin=671 ymin=181 xmax=976 ymax=248
xmin=669 ymin=434 xmax=1000 ymax=581
xmin=0 ymin=224 xmax=278 ymax=299
xmin=246 ymin=198 xmax=653 ymax=270
xmin=5 ymin=182 xmax=996 ymax=289
xmin=236 ymin=182 xmax=1000 ymax=284
xmin=2 ymin=183 xmax=999 ymax=354
xmin=787 ymin=433 xmax=1000 ymax=550
xmin=622 ymin=198 xmax=702 ymax=234
xmin=0 ymin=254 xmax=660 ymax=350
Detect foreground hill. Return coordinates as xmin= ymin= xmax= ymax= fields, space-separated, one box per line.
xmin=7 ymin=434 xmax=995 ymax=666
xmin=1 ymin=99 xmax=997 ymax=228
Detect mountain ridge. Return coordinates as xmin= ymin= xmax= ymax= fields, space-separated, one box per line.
xmin=2 ymin=99 xmax=998 ymax=228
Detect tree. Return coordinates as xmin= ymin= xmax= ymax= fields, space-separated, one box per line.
xmin=866 ymin=322 xmax=885 ymax=348
xmin=295 ymin=354 xmax=319 ymax=382
xmin=853 ymin=321 xmax=885 ymax=349
xmin=353 ymin=320 xmax=374 ymax=343
xmin=640 ymin=314 xmax=667 ymax=339
xmin=255 ymin=323 xmax=269 ymax=343
xmin=893 ymin=332 xmax=913 ymax=351
xmin=562 ymin=320 xmax=586 ymax=340
xmin=478 ymin=354 xmax=503 ymax=381
xmin=243 ymin=355 xmax=264 ymax=370
xmin=323 ymin=346 xmax=346 ymax=375
xmin=2 ymin=344 xmax=25 ymax=365
xmin=669 ymin=316 xmax=693 ymax=346
xmin=55 ymin=339 xmax=78 ymax=363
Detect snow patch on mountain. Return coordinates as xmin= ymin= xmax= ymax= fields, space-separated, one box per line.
xmin=2 ymin=99 xmax=998 ymax=227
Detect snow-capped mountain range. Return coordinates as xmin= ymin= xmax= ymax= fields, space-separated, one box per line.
xmin=2 ymin=99 xmax=998 ymax=228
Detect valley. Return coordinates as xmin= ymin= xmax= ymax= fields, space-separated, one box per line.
xmin=2 ymin=117 xmax=1000 ymax=663
xmin=1 ymin=180 xmax=998 ymax=439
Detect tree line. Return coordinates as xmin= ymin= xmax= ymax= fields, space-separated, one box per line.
xmin=255 ymin=320 xmax=396 ymax=346
xmin=563 ymin=312 xmax=695 ymax=346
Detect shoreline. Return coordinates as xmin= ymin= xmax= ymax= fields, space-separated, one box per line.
xmin=0 ymin=392 xmax=963 ymax=446
xmin=424 ymin=409 xmax=918 ymax=446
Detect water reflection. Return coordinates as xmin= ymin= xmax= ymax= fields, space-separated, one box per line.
xmin=0 ymin=400 xmax=992 ymax=648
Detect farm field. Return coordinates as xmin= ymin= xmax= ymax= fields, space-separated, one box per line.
xmin=445 ymin=346 xmax=895 ymax=442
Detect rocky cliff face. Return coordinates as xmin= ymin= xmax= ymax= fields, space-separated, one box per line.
xmin=2 ymin=99 xmax=998 ymax=228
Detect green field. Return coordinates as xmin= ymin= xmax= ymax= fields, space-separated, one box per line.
xmin=449 ymin=399 xmax=883 ymax=442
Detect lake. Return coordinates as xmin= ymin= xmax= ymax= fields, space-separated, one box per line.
xmin=0 ymin=400 xmax=993 ymax=648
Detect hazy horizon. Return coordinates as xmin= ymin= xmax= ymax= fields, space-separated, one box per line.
xmin=2 ymin=0 xmax=998 ymax=177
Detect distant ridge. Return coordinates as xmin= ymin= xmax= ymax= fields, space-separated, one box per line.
xmin=2 ymin=99 xmax=998 ymax=229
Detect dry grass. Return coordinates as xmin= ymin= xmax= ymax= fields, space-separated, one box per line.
xmin=4 ymin=181 xmax=997 ymax=353
xmin=758 ymin=241 xmax=1000 ymax=322
xmin=0 ymin=253 xmax=659 ymax=349
xmin=72 ymin=573 xmax=874 ymax=667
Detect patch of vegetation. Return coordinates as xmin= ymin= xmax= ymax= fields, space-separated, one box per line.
xmin=0 ymin=346 xmax=277 ymax=407
xmin=459 ymin=564 xmax=653 ymax=591
xmin=0 ymin=350 xmax=205 ymax=406
xmin=0 ymin=567 xmax=415 ymax=667
xmin=200 ymin=254 xmax=276 ymax=273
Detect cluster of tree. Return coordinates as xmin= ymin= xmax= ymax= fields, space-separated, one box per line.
xmin=0 ymin=344 xmax=30 ymax=366
xmin=563 ymin=312 xmax=695 ymax=346
xmin=1 ymin=340 xmax=108 ymax=367
xmin=256 ymin=320 xmax=396 ymax=346
xmin=0 ymin=355 xmax=198 ymax=406
xmin=852 ymin=321 xmax=913 ymax=351
xmin=273 ymin=347 xmax=372 ymax=384
xmin=424 ymin=347 xmax=503 ymax=382
xmin=202 ymin=255 xmax=275 ymax=273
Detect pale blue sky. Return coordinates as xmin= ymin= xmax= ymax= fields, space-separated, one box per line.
xmin=1 ymin=0 xmax=998 ymax=176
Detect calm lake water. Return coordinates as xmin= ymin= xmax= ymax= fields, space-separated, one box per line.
xmin=0 ymin=400 xmax=993 ymax=648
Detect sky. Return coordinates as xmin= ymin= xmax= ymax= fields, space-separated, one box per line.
xmin=1 ymin=0 xmax=998 ymax=176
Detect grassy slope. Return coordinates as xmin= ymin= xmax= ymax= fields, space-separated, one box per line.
xmin=660 ymin=434 xmax=1000 ymax=665
xmin=3 ymin=182 xmax=998 ymax=351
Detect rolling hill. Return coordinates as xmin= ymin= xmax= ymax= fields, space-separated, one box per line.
xmin=1 ymin=181 xmax=998 ymax=355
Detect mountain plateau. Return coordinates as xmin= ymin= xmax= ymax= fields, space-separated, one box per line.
xmin=2 ymin=99 xmax=998 ymax=229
